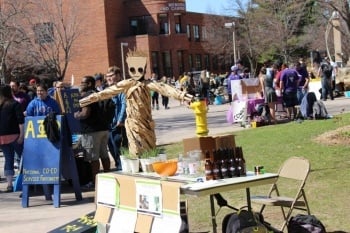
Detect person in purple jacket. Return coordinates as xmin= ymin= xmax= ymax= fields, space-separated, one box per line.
xmin=280 ymin=63 xmax=300 ymax=120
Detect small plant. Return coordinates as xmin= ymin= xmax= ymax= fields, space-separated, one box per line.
xmin=140 ymin=147 xmax=161 ymax=159
xmin=120 ymin=147 xmax=131 ymax=158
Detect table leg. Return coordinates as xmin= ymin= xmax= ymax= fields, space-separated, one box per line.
xmin=246 ymin=188 xmax=251 ymax=211
xmin=209 ymin=195 xmax=217 ymax=233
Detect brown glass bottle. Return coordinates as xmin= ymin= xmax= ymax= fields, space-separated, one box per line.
xmin=235 ymin=147 xmax=241 ymax=177
xmin=220 ymin=148 xmax=229 ymax=178
xmin=227 ymin=148 xmax=235 ymax=178
xmin=240 ymin=147 xmax=247 ymax=176
xmin=212 ymin=149 xmax=221 ymax=180
xmin=204 ymin=150 xmax=214 ymax=180
xmin=236 ymin=147 xmax=246 ymax=176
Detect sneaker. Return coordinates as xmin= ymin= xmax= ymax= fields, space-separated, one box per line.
xmin=81 ymin=182 xmax=95 ymax=191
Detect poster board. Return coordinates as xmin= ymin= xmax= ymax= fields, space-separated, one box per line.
xmin=54 ymin=88 xmax=81 ymax=133
xmin=230 ymin=79 xmax=243 ymax=101
xmin=22 ymin=115 xmax=82 ymax=207
xmin=94 ymin=173 xmax=183 ymax=233
xmin=231 ymin=100 xmax=247 ymax=123
xmin=22 ymin=116 xmax=61 ymax=185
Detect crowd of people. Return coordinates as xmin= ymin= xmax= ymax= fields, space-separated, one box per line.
xmin=0 ymin=55 xmax=339 ymax=192
xmin=0 ymin=65 xmax=129 ymax=192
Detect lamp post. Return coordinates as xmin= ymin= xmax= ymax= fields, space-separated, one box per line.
xmin=224 ymin=22 xmax=237 ymax=64
xmin=121 ymin=42 xmax=128 ymax=79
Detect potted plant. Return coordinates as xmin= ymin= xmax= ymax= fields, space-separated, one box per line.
xmin=139 ymin=147 xmax=161 ymax=172
xmin=119 ymin=147 xmax=133 ymax=173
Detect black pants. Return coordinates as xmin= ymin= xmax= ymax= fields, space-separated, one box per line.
xmin=162 ymin=95 xmax=169 ymax=108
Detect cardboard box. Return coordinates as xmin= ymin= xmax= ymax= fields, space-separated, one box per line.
xmin=183 ymin=134 xmax=236 ymax=159
xmin=214 ymin=134 xmax=236 ymax=149
xmin=241 ymin=79 xmax=262 ymax=99
xmin=182 ymin=136 xmax=215 ymax=159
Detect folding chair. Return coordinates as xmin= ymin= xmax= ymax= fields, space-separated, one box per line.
xmin=251 ymin=156 xmax=311 ymax=232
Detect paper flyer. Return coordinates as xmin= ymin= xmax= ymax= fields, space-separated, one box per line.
xmin=135 ymin=179 xmax=162 ymax=217
xmin=96 ymin=174 xmax=120 ymax=208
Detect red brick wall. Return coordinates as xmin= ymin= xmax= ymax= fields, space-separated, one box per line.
xmin=22 ymin=0 xmax=230 ymax=84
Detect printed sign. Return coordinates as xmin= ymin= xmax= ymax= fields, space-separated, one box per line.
xmin=22 ymin=116 xmax=62 ymax=185
xmin=56 ymin=88 xmax=81 ymax=133
xmin=159 ymin=0 xmax=186 ymax=12
xmin=136 ymin=179 xmax=162 ymax=217
xmin=231 ymin=79 xmax=243 ymax=101
xmin=96 ymin=174 xmax=120 ymax=208
xmin=232 ymin=100 xmax=247 ymax=123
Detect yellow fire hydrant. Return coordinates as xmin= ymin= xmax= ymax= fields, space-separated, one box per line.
xmin=190 ymin=96 xmax=209 ymax=136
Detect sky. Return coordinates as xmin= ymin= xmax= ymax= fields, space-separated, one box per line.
xmin=186 ymin=0 xmax=232 ymax=15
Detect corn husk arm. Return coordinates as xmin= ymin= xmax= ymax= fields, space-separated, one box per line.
xmin=79 ymin=79 xmax=134 ymax=107
xmin=146 ymin=81 xmax=193 ymax=102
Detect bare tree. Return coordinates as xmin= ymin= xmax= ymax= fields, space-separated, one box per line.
xmin=0 ymin=1 xmax=32 ymax=84
xmin=202 ymin=15 xmax=233 ymax=72
xmin=26 ymin=0 xmax=81 ymax=81
xmin=221 ymin=0 xmax=319 ymax=75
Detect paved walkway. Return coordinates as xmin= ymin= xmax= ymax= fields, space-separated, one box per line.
xmin=0 ymin=96 xmax=349 ymax=232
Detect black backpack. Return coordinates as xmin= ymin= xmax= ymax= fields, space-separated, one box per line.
xmin=43 ymin=112 xmax=60 ymax=143
xmin=222 ymin=209 xmax=269 ymax=233
xmin=321 ymin=63 xmax=332 ymax=78
xmin=288 ymin=214 xmax=326 ymax=233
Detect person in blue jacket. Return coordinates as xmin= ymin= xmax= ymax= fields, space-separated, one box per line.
xmin=25 ymin=83 xmax=61 ymax=116
xmin=105 ymin=66 xmax=128 ymax=170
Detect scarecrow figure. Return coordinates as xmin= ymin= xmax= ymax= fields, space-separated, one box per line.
xmin=79 ymin=51 xmax=193 ymax=157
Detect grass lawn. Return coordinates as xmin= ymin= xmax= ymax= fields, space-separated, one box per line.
xmin=163 ymin=113 xmax=350 ymax=233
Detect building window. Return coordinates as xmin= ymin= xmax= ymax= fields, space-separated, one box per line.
xmin=33 ymin=22 xmax=54 ymax=44
xmin=193 ymin=25 xmax=200 ymax=42
xmin=151 ymin=51 xmax=160 ymax=75
xmin=162 ymin=51 xmax=172 ymax=77
xmin=174 ymin=14 xmax=182 ymax=33
xmin=204 ymin=54 xmax=210 ymax=70
xmin=130 ymin=15 xmax=152 ymax=35
xmin=159 ymin=14 xmax=169 ymax=35
xmin=186 ymin=24 xmax=191 ymax=41
xmin=177 ymin=51 xmax=184 ymax=75
xmin=195 ymin=54 xmax=202 ymax=70
xmin=188 ymin=54 xmax=193 ymax=70
xmin=201 ymin=26 xmax=207 ymax=41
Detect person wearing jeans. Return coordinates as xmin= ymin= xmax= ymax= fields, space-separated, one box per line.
xmin=105 ymin=66 xmax=128 ymax=170
xmin=0 ymin=85 xmax=24 ymax=192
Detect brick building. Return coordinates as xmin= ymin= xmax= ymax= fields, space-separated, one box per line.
xmin=32 ymin=0 xmax=233 ymax=84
